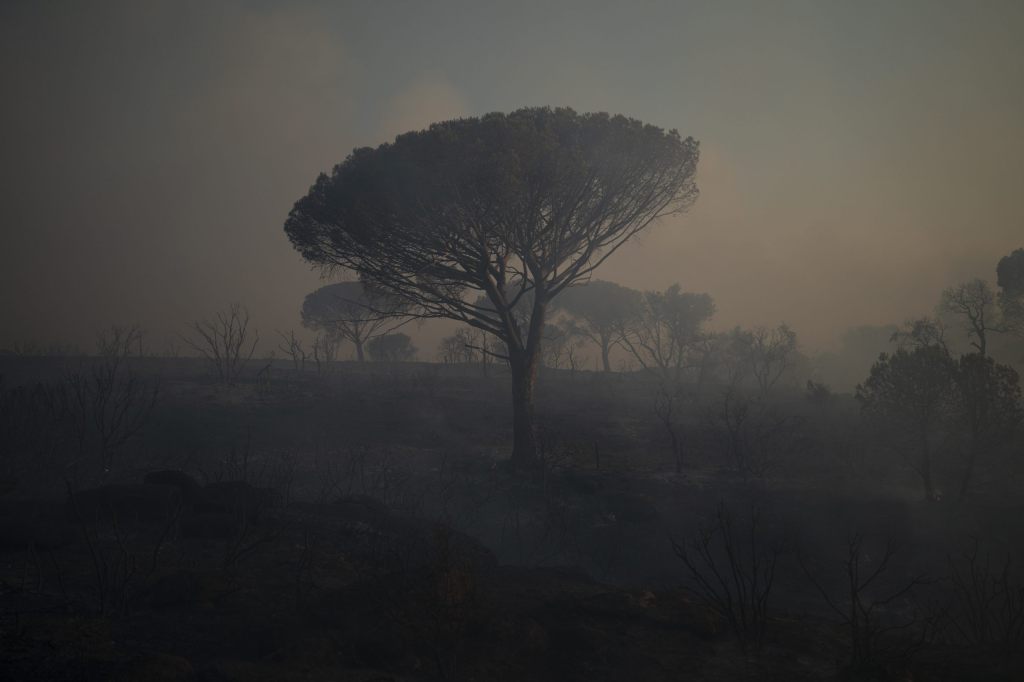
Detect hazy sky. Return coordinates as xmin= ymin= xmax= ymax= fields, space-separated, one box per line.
xmin=2 ymin=0 xmax=1022 ymax=355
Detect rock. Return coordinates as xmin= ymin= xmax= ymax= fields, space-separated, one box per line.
xmin=333 ymin=495 xmax=391 ymax=525
xmin=522 ymin=619 xmax=549 ymax=652
xmin=198 ymin=481 xmax=278 ymax=520
xmin=605 ymin=493 xmax=660 ymax=524
xmin=68 ymin=484 xmax=182 ymax=526
xmin=632 ymin=590 xmax=657 ymax=608
xmin=197 ymin=659 xmax=262 ymax=682
xmin=556 ymin=471 xmax=599 ymax=495
xmin=113 ymin=653 xmax=195 ymax=681
xmin=143 ymin=470 xmax=202 ymax=502
xmin=138 ymin=569 xmax=231 ymax=609
xmin=179 ymin=511 xmax=242 ymax=540
xmin=0 ymin=518 xmax=74 ymax=552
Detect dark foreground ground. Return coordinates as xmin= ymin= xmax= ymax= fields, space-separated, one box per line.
xmin=1 ymin=357 xmax=1022 ymax=680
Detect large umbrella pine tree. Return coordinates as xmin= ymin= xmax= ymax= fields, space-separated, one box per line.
xmin=285 ymin=107 xmax=699 ymax=468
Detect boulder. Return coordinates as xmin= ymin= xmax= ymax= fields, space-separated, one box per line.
xmin=0 ymin=517 xmax=75 ymax=552
xmin=143 ymin=470 xmax=202 ymax=502
xmin=197 ymin=481 xmax=278 ymax=520
xmin=67 ymin=484 xmax=182 ymax=526
xmin=138 ymin=569 xmax=232 ymax=610
xmin=179 ymin=511 xmax=242 ymax=540
xmin=113 ymin=653 xmax=195 ymax=682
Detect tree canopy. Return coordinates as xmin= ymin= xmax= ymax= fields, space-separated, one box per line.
xmin=997 ymin=248 xmax=1024 ymax=299
xmin=286 ymin=108 xmax=697 ymax=337
xmin=997 ymin=248 xmax=1024 ymax=335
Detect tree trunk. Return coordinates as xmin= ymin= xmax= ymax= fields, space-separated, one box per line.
xmin=355 ymin=340 xmax=365 ymax=362
xmin=670 ymin=427 xmax=682 ymax=474
xmin=600 ymin=336 xmax=612 ymax=373
xmin=959 ymin=446 xmax=978 ymax=500
xmin=509 ymin=348 xmax=540 ymax=468
xmin=507 ymin=291 xmax=548 ymax=470
xmin=920 ymin=432 xmax=936 ymax=502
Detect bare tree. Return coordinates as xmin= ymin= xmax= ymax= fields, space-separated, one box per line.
xmin=799 ymin=534 xmax=932 ymax=674
xmin=565 ymin=336 xmax=583 ymax=377
xmin=703 ymin=388 xmax=802 ymax=478
xmin=438 ymin=334 xmax=463 ymax=365
xmin=735 ymin=324 xmax=798 ymax=398
xmin=710 ymin=328 xmax=754 ymax=389
xmin=540 ymin=321 xmax=579 ymax=370
xmin=310 ymin=332 xmax=339 ymax=374
xmin=672 ymin=503 xmax=786 ymax=651
xmin=654 ymin=382 xmax=686 ymax=474
xmin=945 ymin=539 xmax=1024 ymax=654
xmin=0 ymin=378 xmax=72 ymax=489
xmin=285 ymin=107 xmax=699 ymax=467
xmin=620 ymin=284 xmax=715 ymax=382
xmin=940 ymin=279 xmax=1003 ymax=357
xmin=276 ymin=329 xmax=307 ymax=372
xmin=453 ymin=327 xmax=480 ymax=364
xmin=439 ymin=326 xmax=495 ymax=375
xmin=65 ymin=357 xmax=158 ymax=476
xmin=183 ymin=303 xmax=259 ymax=384
xmin=96 ymin=324 xmax=144 ymax=358
xmin=891 ymin=316 xmax=948 ymax=353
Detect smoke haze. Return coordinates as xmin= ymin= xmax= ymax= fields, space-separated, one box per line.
xmin=2 ymin=0 xmax=1022 ymax=353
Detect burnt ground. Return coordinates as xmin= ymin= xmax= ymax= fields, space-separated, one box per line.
xmin=1 ymin=357 xmax=1023 ymax=680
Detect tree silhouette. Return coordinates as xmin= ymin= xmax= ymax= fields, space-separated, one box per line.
xmin=997 ymin=248 xmax=1024 ymax=337
xmin=301 ymin=281 xmax=407 ymax=362
xmin=856 ymin=346 xmax=957 ymax=501
xmin=940 ymin=279 xmax=1003 ymax=357
xmin=285 ymin=107 xmax=699 ymax=467
xmin=740 ymin=324 xmax=799 ymax=398
xmin=953 ymin=353 xmax=1023 ymax=499
xmin=367 ymin=333 xmax=416 ymax=362
xmin=554 ymin=280 xmax=643 ymax=372
xmin=620 ymin=284 xmax=715 ymax=381
xmin=184 ymin=303 xmax=259 ymax=384
xmin=997 ymin=248 xmax=1024 ymax=298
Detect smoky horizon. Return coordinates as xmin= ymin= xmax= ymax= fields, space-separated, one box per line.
xmin=2 ymin=1 xmax=1022 ymax=373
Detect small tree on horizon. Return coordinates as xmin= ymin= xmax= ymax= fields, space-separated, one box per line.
xmin=620 ymin=284 xmax=715 ymax=382
xmin=553 ymin=279 xmax=643 ymax=372
xmin=183 ymin=303 xmax=259 ymax=384
xmin=301 ymin=281 xmax=408 ymax=362
xmin=367 ymin=333 xmax=417 ymax=362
